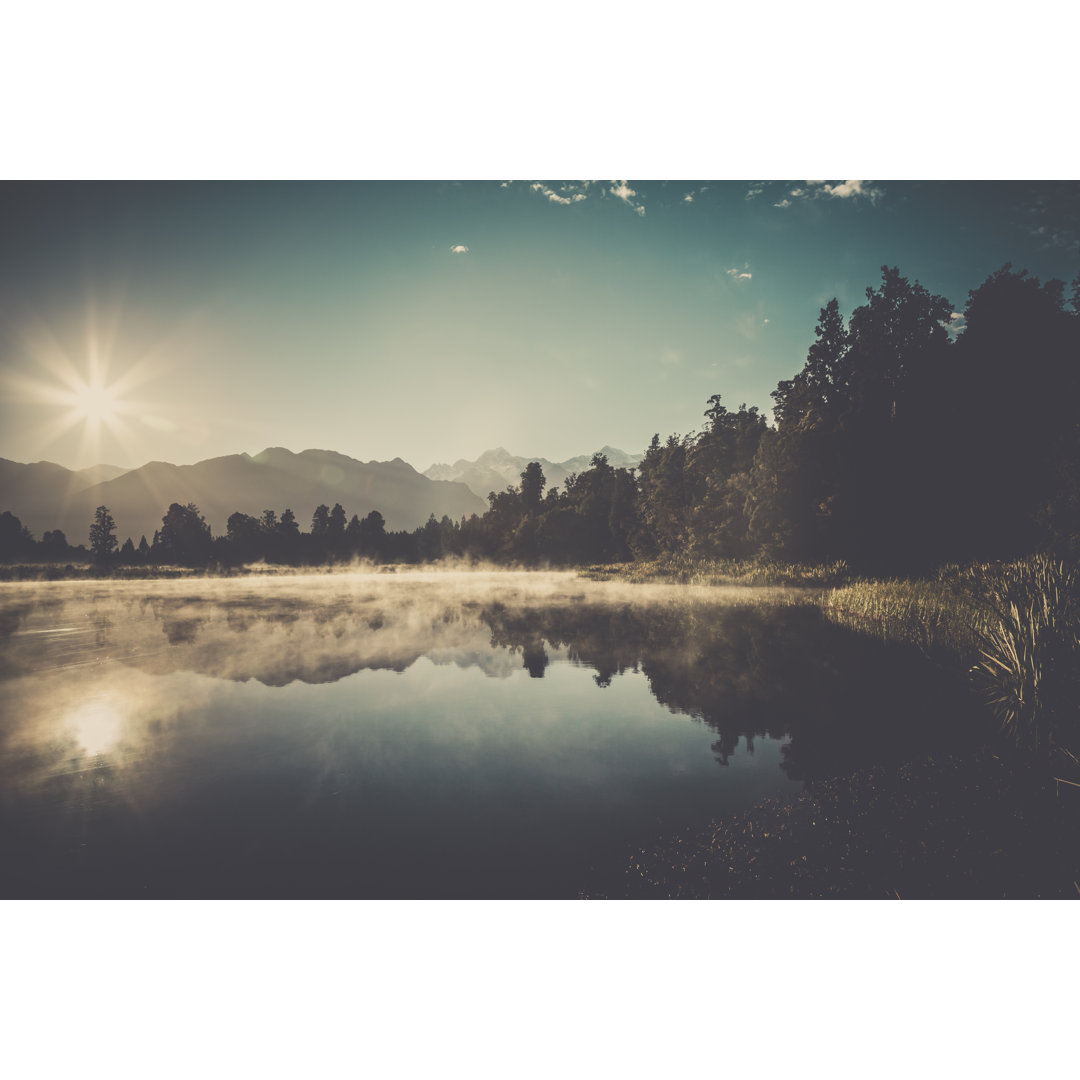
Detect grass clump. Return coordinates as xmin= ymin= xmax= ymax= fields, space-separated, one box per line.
xmin=964 ymin=556 xmax=1080 ymax=757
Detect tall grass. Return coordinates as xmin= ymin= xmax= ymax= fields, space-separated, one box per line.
xmin=821 ymin=556 xmax=1080 ymax=759
xmin=581 ymin=556 xmax=852 ymax=588
xmin=819 ymin=578 xmax=978 ymax=659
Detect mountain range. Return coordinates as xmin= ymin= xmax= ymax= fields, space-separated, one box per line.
xmin=2 ymin=444 xmax=643 ymax=547
xmin=423 ymin=445 xmax=643 ymax=501
xmin=0 ymin=449 xmax=486 ymax=547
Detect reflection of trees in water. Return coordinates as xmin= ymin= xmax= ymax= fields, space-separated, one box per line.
xmin=2 ymin=586 xmax=982 ymax=778
xmin=479 ymin=602 xmax=982 ymax=779
xmin=163 ymin=617 xmax=204 ymax=645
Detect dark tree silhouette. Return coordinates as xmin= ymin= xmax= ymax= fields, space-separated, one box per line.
xmin=356 ymin=510 xmax=387 ymax=561
xmin=227 ymin=512 xmax=263 ymax=563
xmin=0 ymin=511 xmax=35 ymax=562
xmin=520 ymin=462 xmax=546 ymax=514
xmin=41 ymin=529 xmax=71 ymax=561
xmin=155 ymin=503 xmax=212 ymax=566
xmin=311 ymin=504 xmax=330 ymax=536
xmin=89 ymin=506 xmax=118 ymax=565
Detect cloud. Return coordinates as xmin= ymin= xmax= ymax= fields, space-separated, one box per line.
xmin=726 ymin=268 xmax=752 ymax=281
xmin=449 ymin=244 xmax=469 ymax=254
xmin=499 ymin=181 xmax=512 ymax=188
xmin=774 ymin=180 xmax=885 ymax=209
xmin=810 ymin=179 xmax=885 ymax=202
xmin=944 ymin=311 xmax=967 ymax=337
xmin=684 ymin=193 xmax=694 ymax=203
xmin=1028 ymin=222 xmax=1079 ymax=252
xmin=609 ymin=180 xmax=645 ymax=216
xmin=529 ymin=182 xmax=587 ymax=205
xmin=746 ymin=185 xmax=764 ymax=200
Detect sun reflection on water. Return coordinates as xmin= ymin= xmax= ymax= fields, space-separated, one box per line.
xmin=66 ymin=698 xmax=125 ymax=756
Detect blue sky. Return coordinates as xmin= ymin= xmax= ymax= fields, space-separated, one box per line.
xmin=1 ymin=179 xmax=1077 ymax=472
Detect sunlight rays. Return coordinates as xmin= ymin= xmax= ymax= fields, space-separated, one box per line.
xmin=1 ymin=300 xmax=175 ymax=466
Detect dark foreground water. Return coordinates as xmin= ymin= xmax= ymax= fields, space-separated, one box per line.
xmin=0 ymin=572 xmax=978 ymax=898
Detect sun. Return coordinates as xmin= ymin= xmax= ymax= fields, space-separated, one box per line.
xmin=68 ymin=376 xmax=124 ymax=427
xmin=0 ymin=301 xmax=169 ymax=466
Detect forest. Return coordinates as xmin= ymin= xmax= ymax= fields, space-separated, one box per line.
xmin=3 ymin=263 xmax=1079 ymax=574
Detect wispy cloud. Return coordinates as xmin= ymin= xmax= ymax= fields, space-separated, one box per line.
xmin=530 ymin=182 xmax=587 ymax=205
xmin=1018 ymin=183 xmax=1080 ymax=255
xmin=746 ymin=184 xmax=765 ymax=200
xmin=726 ymin=268 xmax=752 ymax=281
xmin=1028 ymin=222 xmax=1080 ymax=253
xmin=684 ymin=193 xmax=694 ymax=203
xmin=449 ymin=244 xmax=469 ymax=254
xmin=775 ymin=180 xmax=884 ymax=208
xmin=609 ymin=180 xmax=646 ymax=216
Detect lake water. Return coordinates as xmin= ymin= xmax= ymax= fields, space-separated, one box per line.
xmin=0 ymin=571 xmax=975 ymax=898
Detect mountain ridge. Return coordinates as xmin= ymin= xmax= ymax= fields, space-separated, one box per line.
xmin=0 ymin=448 xmax=485 ymax=546
xmin=424 ymin=445 xmax=644 ymax=501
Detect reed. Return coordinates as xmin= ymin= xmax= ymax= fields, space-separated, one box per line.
xmin=966 ymin=556 xmax=1080 ymax=755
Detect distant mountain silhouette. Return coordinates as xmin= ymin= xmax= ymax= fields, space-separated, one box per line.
xmin=0 ymin=449 xmax=485 ymax=546
xmin=0 ymin=458 xmax=129 ymax=540
xmin=424 ymin=445 xmax=643 ymax=500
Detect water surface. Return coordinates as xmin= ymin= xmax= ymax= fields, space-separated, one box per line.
xmin=0 ymin=571 xmax=974 ymax=897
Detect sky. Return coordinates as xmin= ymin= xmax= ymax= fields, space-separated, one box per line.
xmin=1 ymin=179 xmax=1078 ymax=473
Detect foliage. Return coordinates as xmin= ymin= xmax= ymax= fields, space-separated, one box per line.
xmin=153 ymin=502 xmax=212 ymax=567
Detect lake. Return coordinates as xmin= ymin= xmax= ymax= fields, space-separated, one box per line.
xmin=0 ymin=570 xmax=976 ymax=898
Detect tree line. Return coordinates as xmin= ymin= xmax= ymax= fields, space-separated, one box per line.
xmin=3 ymin=262 xmax=1078 ymax=574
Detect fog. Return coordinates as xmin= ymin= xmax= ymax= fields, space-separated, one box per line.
xmin=0 ymin=568 xmax=810 ymax=686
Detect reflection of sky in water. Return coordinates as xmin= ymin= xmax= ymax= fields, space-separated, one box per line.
xmin=8 ymin=572 xmax=947 ymax=897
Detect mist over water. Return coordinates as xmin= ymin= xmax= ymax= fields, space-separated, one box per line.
xmin=0 ymin=570 xmax=977 ymax=898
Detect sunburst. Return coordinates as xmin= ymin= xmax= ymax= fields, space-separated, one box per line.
xmin=2 ymin=301 xmax=172 ymax=465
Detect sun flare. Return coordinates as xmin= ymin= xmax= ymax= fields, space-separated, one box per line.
xmin=68 ymin=376 xmax=124 ymax=427
xmin=1 ymin=303 xmax=169 ymax=466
